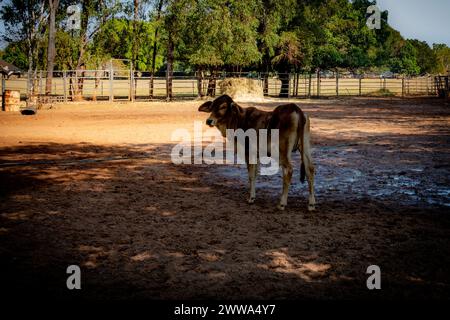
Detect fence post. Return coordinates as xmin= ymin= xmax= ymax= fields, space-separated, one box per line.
xmin=1 ymin=74 xmax=5 ymax=96
xmin=166 ymin=69 xmax=172 ymax=101
xmin=288 ymin=73 xmax=291 ymax=99
xmin=63 ymin=71 xmax=67 ymax=102
xmin=39 ymin=71 xmax=43 ymax=96
xmin=130 ymin=63 xmax=134 ymax=102
xmin=26 ymin=71 xmax=30 ymax=100
xmin=445 ymin=77 xmax=449 ymax=97
xmin=165 ymin=70 xmax=168 ymax=100
xmin=359 ymin=77 xmax=362 ymax=96
xmin=308 ymin=73 xmax=312 ymax=98
xmin=401 ymin=77 xmax=405 ymax=97
xmin=109 ymin=61 xmax=113 ymax=102
xmin=336 ymin=71 xmax=339 ymax=97
xmin=317 ymin=70 xmax=320 ymax=98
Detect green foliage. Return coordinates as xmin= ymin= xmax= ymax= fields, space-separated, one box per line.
xmin=2 ymin=41 xmax=29 ymax=70
xmin=92 ymin=18 xmax=164 ymax=71
xmin=0 ymin=0 xmax=448 ymax=76
xmin=389 ymin=41 xmax=420 ymax=76
xmin=272 ymin=32 xmax=302 ymax=67
xmin=433 ymin=43 xmax=450 ymax=74
xmin=1 ymin=0 xmax=47 ymax=72
xmin=408 ymin=39 xmax=438 ymax=74
xmin=183 ymin=0 xmax=230 ymax=67
xmin=54 ymin=30 xmax=79 ymax=70
xmin=182 ymin=0 xmax=261 ymax=69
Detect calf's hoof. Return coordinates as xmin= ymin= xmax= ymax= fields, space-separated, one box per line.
xmin=247 ymin=197 xmax=255 ymax=204
xmin=308 ymin=204 xmax=316 ymax=211
xmin=277 ymin=203 xmax=286 ymax=211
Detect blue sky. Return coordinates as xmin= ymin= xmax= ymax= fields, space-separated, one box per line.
xmin=376 ymin=0 xmax=450 ymax=46
xmin=0 ymin=0 xmax=449 ymax=50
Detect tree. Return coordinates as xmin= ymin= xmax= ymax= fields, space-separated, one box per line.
xmin=45 ymin=0 xmax=60 ymax=95
xmin=183 ymin=0 xmax=229 ymax=97
xmin=1 ymin=0 xmax=47 ymax=94
xmin=149 ymin=0 xmax=165 ymax=98
xmin=408 ymin=39 xmax=438 ymax=75
xmin=224 ymin=0 xmax=262 ymax=71
xmin=272 ymin=32 xmax=302 ymax=97
xmin=133 ymin=0 xmax=140 ymax=69
xmin=2 ymin=41 xmax=29 ymax=70
xmin=2 ymin=0 xmax=445 ymax=101
xmin=64 ymin=0 xmax=119 ymax=100
xmin=433 ymin=43 xmax=450 ymax=75
xmin=183 ymin=0 xmax=263 ymax=96
xmin=389 ymin=41 xmax=420 ymax=76
xmin=162 ymin=0 xmax=191 ymax=100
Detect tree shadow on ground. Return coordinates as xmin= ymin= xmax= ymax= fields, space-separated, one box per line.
xmin=0 ymin=141 xmax=449 ymax=301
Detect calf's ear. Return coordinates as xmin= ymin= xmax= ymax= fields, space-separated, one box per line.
xmin=198 ymin=101 xmax=213 ymax=112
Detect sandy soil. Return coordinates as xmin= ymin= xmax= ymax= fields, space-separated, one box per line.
xmin=0 ymin=97 xmax=449 ymax=300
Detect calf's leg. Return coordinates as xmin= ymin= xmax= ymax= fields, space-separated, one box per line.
xmin=278 ymin=133 xmax=295 ymax=210
xmin=302 ymin=116 xmax=316 ymax=211
xmin=247 ymin=163 xmax=257 ymax=204
xmin=278 ymin=158 xmax=293 ymax=210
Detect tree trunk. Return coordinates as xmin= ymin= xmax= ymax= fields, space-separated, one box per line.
xmin=45 ymin=0 xmax=59 ymax=95
xmin=149 ymin=0 xmax=163 ymax=98
xmin=262 ymin=73 xmax=269 ymax=96
xmin=207 ymin=69 xmax=217 ymax=97
xmin=73 ymin=0 xmax=90 ymax=101
xmin=149 ymin=73 xmax=155 ymax=99
xmin=166 ymin=34 xmax=174 ymax=101
xmin=132 ymin=0 xmax=139 ymax=69
xmin=75 ymin=67 xmax=86 ymax=101
xmin=93 ymin=70 xmax=99 ymax=101
xmin=316 ymin=68 xmax=321 ymax=97
xmin=279 ymin=73 xmax=290 ymax=97
xmin=24 ymin=1 xmax=46 ymax=98
xmin=132 ymin=0 xmax=139 ymax=100
xmin=196 ymin=68 xmax=204 ymax=98
xmin=28 ymin=40 xmax=35 ymax=96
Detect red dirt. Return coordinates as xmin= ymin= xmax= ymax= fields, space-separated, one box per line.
xmin=0 ymin=97 xmax=449 ymax=300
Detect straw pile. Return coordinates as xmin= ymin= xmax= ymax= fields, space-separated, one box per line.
xmin=218 ymin=78 xmax=264 ymax=102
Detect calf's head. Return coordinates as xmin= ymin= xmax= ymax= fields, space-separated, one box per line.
xmin=198 ymin=95 xmax=236 ymax=133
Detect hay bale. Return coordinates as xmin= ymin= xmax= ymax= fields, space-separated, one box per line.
xmin=218 ymin=78 xmax=264 ymax=102
xmin=2 ymin=90 xmax=20 ymax=112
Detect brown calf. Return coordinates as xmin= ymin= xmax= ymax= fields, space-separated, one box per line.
xmin=198 ymin=94 xmax=315 ymax=211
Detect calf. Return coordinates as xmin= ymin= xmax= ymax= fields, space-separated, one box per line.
xmin=198 ymin=94 xmax=315 ymax=211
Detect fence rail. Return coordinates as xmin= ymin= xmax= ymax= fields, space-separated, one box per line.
xmin=0 ymin=70 xmax=441 ymax=103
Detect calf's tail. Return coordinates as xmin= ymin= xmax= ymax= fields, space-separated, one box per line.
xmin=299 ymin=113 xmax=311 ymax=184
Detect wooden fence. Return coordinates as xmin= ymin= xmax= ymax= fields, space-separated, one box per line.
xmin=0 ymin=70 xmax=440 ymax=102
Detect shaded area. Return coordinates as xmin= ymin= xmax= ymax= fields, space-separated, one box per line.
xmin=0 ymin=140 xmax=449 ymax=301
xmin=0 ymin=97 xmax=449 ymax=300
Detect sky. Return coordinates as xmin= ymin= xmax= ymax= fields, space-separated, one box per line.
xmin=376 ymin=0 xmax=450 ymax=47
xmin=0 ymin=0 xmax=449 ymax=50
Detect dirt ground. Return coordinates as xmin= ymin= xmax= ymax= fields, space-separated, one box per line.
xmin=0 ymin=97 xmax=449 ymax=301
